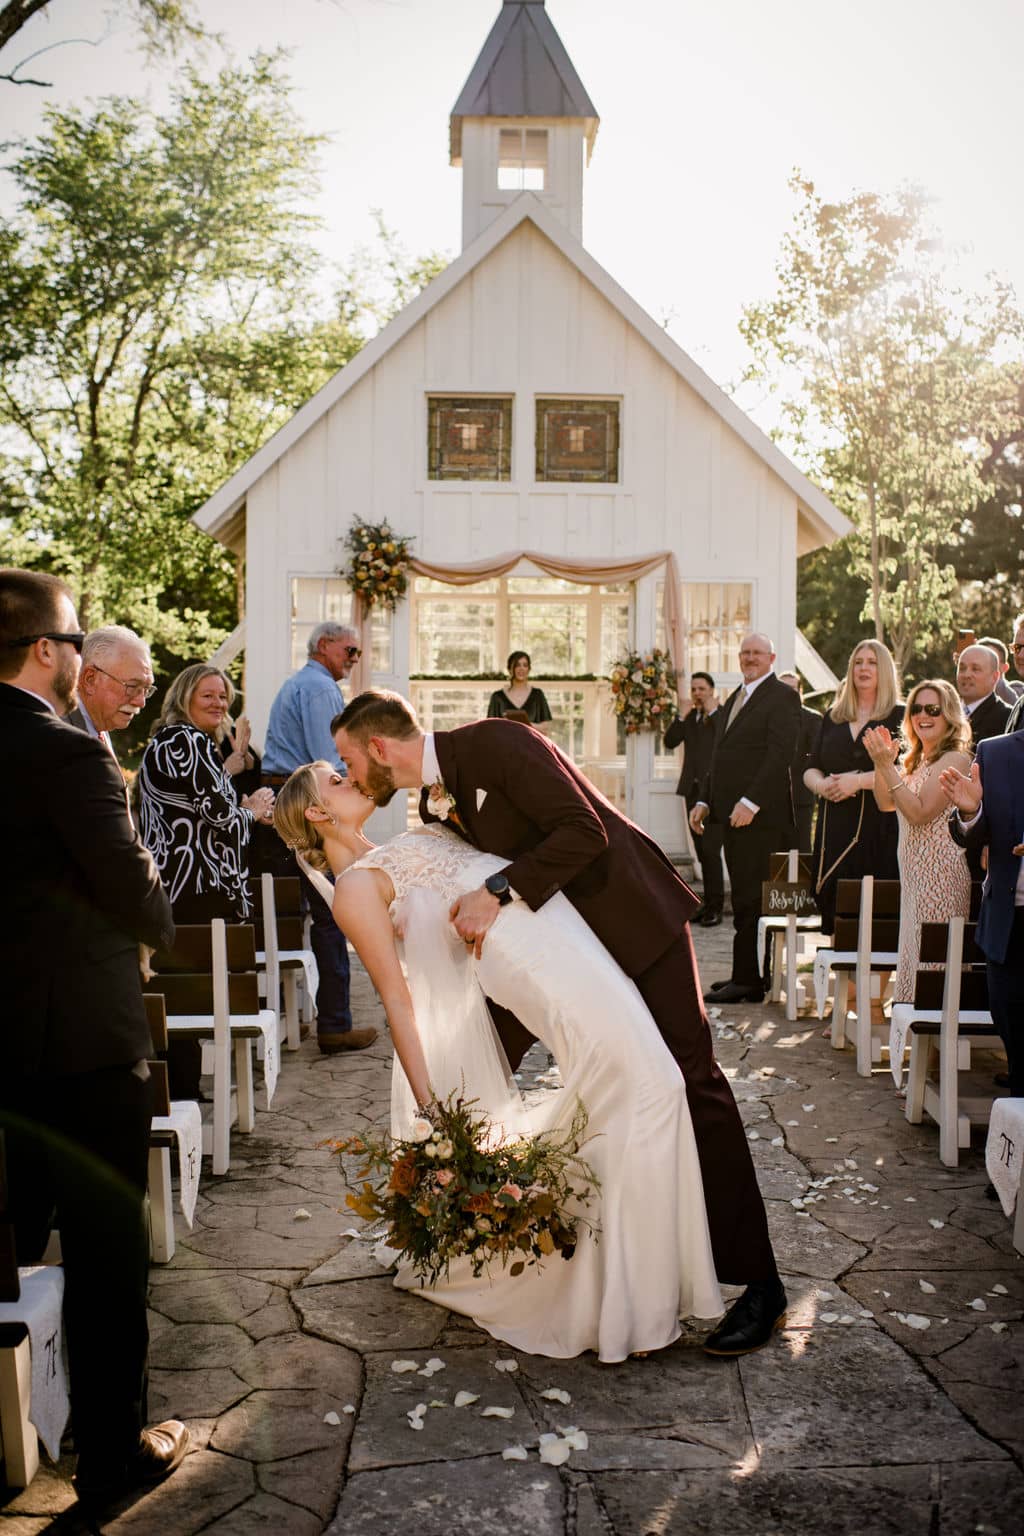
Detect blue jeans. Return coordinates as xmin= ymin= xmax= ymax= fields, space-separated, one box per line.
xmin=299 ymin=869 xmax=352 ymax=1035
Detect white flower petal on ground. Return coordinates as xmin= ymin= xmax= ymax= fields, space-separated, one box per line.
xmin=293 ymin=1208 xmax=312 ymax=1221
xmin=323 ymin=1411 xmax=341 ymax=1426
xmin=540 ymin=1388 xmax=572 ymax=1404
xmin=825 ymin=1137 xmax=839 ymax=1143
xmin=494 ymin=1359 xmax=518 ymax=1373
xmin=990 ymin=1322 xmax=1008 ymax=1334
xmin=747 ymin=1131 xmax=760 ymax=1141
xmin=561 ymin=1428 xmax=589 ymax=1450
xmin=928 ymin=1218 xmax=944 ymax=1229
xmin=454 ymin=1391 xmax=480 ymax=1408
xmin=844 ymin=1159 xmax=858 ymax=1170
xmin=418 ymin=1357 xmax=446 ymax=1377
xmin=891 ymin=1312 xmax=931 ymax=1330
xmin=538 ymin=1438 xmax=572 ymax=1466
xmin=391 ymin=1360 xmax=420 ymax=1374
xmin=802 ymin=1104 xmax=815 ymax=1112
xmin=502 ymin=1445 xmax=529 ymax=1460
xmin=991 ymin=1284 xmax=1009 ymax=1296
xmin=342 ymin=1405 xmax=355 ymax=1415
xmin=968 ymin=1298 xmax=988 ymax=1311
xmin=771 ymin=1137 xmax=784 ymax=1147
xmin=819 ymin=1312 xmax=839 ymax=1324
xmin=919 ymin=1280 xmax=936 ymax=1294
xmin=481 ymin=1406 xmax=516 ymax=1419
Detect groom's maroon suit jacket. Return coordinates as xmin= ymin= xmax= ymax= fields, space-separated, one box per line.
xmin=425 ymin=719 xmax=700 ymax=977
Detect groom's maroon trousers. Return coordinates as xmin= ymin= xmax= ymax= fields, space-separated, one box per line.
xmin=426 ymin=718 xmax=778 ymax=1287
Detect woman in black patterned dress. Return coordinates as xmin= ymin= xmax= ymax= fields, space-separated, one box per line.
xmin=140 ymin=665 xmax=275 ymax=1095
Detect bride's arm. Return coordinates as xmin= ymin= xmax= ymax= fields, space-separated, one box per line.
xmin=332 ymin=870 xmax=433 ymax=1109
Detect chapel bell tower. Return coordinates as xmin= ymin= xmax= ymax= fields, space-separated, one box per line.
xmin=450 ymin=0 xmax=599 ymax=250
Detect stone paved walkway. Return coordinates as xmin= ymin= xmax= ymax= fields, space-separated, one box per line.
xmin=3 ymin=920 xmax=1022 ymax=1535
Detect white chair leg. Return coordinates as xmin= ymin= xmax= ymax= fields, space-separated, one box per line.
xmin=148 ymin=1146 xmax=175 ymax=1263
xmin=0 ymin=1335 xmax=39 ymax=1489
xmin=283 ymin=972 xmax=301 ymax=1051
xmin=905 ymin=1036 xmax=930 ymax=1124
xmin=831 ymin=972 xmax=849 ymax=1049
xmin=235 ymin=1040 xmax=255 ymax=1133
xmin=212 ymin=1037 xmax=231 ymax=1176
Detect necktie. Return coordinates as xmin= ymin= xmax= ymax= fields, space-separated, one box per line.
xmin=726 ymin=687 xmax=747 ymax=730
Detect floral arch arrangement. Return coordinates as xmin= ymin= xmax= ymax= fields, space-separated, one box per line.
xmin=343 ymin=520 xmax=414 ymax=611
xmin=608 ymin=647 xmax=677 ymax=734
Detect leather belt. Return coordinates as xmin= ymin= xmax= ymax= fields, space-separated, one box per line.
xmin=261 ymin=773 xmax=292 ymax=787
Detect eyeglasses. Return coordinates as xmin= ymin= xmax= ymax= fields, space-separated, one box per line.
xmin=909 ymin=703 xmax=943 ymax=718
xmin=344 ymin=646 xmax=362 ymax=660
xmin=91 ymin=664 xmax=156 ymax=701
xmin=6 ymin=631 xmax=86 ymax=653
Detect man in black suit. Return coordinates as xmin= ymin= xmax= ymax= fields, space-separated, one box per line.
xmin=957 ymin=644 xmax=1011 ymax=747
xmin=1006 ymin=615 xmax=1024 ymax=734
xmin=690 ymin=633 xmax=800 ymax=1004
xmin=0 ymin=569 xmax=187 ymax=1507
xmin=664 ymin=672 xmax=725 ymax=925
xmin=778 ymin=670 xmax=822 ymax=854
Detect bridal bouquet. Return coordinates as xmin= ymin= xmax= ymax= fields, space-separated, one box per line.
xmin=327 ymin=1095 xmax=598 ymax=1285
xmin=608 ymin=647 xmax=677 ymax=734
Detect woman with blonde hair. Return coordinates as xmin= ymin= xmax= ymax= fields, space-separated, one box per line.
xmin=804 ymin=639 xmax=903 ymax=935
xmin=864 ymin=678 xmax=972 ymax=1003
xmin=272 ymin=760 xmax=722 ymax=1363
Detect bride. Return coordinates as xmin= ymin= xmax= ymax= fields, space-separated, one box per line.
xmin=274 ymin=762 xmax=722 ymax=1362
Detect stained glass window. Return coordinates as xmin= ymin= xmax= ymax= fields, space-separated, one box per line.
xmin=536 ymin=399 xmax=620 ymax=483
xmin=427 ymin=397 xmax=513 ymax=481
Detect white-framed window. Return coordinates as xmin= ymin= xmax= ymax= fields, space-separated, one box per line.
xmin=683 ymin=582 xmax=752 ymax=681
xmin=409 ymin=574 xmax=630 ymax=760
xmin=497 ymin=127 xmax=547 ymax=191
xmin=290 ymin=576 xmax=393 ymax=674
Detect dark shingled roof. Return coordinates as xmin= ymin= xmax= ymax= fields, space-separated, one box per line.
xmin=450 ymin=0 xmax=599 ymax=163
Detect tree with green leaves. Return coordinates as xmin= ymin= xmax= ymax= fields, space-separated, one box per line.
xmin=741 ymin=175 xmax=1021 ymax=677
xmin=0 ymin=0 xmax=209 ymax=85
xmin=0 ymin=54 xmax=446 ymax=673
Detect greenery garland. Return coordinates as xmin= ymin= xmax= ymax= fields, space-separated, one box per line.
xmin=608 ymin=647 xmax=677 ymax=734
xmin=343 ymin=520 xmax=414 ymax=610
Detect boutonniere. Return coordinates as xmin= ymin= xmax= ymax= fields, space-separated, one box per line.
xmin=427 ymin=780 xmax=458 ymax=823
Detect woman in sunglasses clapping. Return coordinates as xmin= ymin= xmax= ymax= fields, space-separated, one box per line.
xmin=864 ymin=680 xmax=972 ymax=1005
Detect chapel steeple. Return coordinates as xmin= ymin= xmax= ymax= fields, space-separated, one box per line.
xmin=450 ymin=0 xmax=599 ymax=250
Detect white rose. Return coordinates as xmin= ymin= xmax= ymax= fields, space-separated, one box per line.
xmin=410 ymin=1118 xmax=433 ymax=1143
xmin=436 ymin=1139 xmax=454 ymax=1160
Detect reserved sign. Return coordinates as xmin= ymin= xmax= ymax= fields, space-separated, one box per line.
xmin=762 ymin=880 xmax=817 ymax=916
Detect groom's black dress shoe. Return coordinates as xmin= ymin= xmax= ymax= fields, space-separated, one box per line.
xmin=703 ymin=981 xmax=764 ymax=1005
xmin=703 ymin=1279 xmax=788 ymax=1357
xmin=74 ymin=1420 xmax=190 ymax=1506
xmin=699 ymin=908 xmax=723 ymax=927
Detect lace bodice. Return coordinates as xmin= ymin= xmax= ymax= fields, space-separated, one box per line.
xmin=343 ymin=824 xmax=489 ymax=910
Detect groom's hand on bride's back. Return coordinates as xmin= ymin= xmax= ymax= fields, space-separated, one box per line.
xmin=449 ymin=887 xmax=501 ymax=959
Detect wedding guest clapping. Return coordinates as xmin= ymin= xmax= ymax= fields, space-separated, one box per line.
xmin=804 ymin=641 xmax=903 ymax=936
xmin=864 ymin=680 xmax=972 ymax=1005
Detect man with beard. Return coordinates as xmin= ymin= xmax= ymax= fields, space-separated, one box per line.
xmin=0 ymin=569 xmax=187 ymax=1507
xmin=332 ymin=690 xmax=788 ymax=1359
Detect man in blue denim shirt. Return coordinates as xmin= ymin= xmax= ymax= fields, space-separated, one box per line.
xmin=262 ymin=624 xmax=377 ymax=1052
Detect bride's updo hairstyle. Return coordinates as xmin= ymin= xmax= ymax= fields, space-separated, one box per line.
xmin=272 ymin=761 xmax=334 ymax=876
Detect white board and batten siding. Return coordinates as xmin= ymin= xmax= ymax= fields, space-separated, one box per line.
xmin=241 ymin=215 xmax=805 ymax=852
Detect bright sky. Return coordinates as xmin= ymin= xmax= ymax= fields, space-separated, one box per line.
xmin=2 ymin=0 xmax=1022 ymax=425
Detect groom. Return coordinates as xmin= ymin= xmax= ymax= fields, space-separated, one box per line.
xmin=334 ymin=690 xmax=788 ymax=1356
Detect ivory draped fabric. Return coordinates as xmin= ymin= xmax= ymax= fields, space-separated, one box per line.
xmin=348 ymin=550 xmax=684 ymax=701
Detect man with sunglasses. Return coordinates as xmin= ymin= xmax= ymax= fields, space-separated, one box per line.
xmin=0 ymin=568 xmax=188 ymax=1505
xmin=65 ymin=625 xmax=155 ymax=753
xmin=261 ymin=622 xmax=376 ymax=1053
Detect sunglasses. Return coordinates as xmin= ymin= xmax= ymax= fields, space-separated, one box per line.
xmin=7 ymin=631 xmax=86 ymax=653
xmin=909 ymin=702 xmax=942 ymax=718
xmin=345 ymin=646 xmax=362 ymax=659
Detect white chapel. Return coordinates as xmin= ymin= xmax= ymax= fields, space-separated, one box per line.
xmin=192 ymin=0 xmax=848 ymax=853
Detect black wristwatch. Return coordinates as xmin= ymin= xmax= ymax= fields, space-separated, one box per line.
xmin=484 ymin=872 xmax=514 ymax=906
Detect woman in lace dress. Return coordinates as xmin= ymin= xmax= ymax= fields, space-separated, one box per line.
xmin=864 ymin=680 xmax=972 ymax=1003
xmin=274 ymin=762 xmax=721 ymax=1362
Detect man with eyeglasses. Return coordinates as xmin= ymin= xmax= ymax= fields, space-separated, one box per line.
xmin=65 ymin=625 xmax=155 ymax=752
xmin=0 ymin=568 xmax=188 ymax=1505
xmin=261 ymin=622 xmax=376 ymax=1054
xmin=1006 ymin=615 xmax=1024 ymax=734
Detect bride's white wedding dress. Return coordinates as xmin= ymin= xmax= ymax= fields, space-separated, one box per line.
xmin=342 ymin=823 xmax=722 ymax=1362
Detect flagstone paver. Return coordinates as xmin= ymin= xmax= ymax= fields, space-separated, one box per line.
xmin=3 ymin=921 xmax=1022 ymax=1534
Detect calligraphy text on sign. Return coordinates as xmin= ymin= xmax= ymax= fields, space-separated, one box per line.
xmin=761 ymin=881 xmax=817 ymax=916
